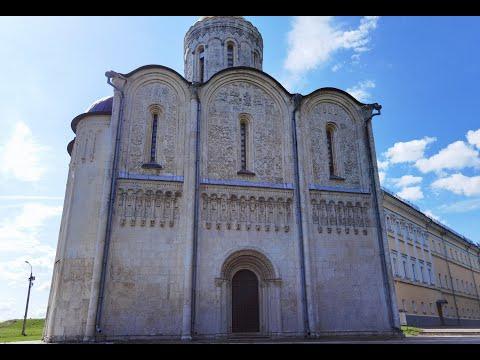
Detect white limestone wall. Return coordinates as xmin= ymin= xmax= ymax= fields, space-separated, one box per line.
xmin=298 ymin=93 xmax=395 ymax=334
xmin=44 ymin=114 xmax=112 ymax=341
xmin=194 ymin=71 xmax=304 ymax=337
xmin=98 ymin=68 xmax=192 ymax=338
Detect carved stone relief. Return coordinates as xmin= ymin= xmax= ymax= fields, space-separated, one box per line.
xmin=307 ymin=102 xmax=362 ymax=187
xmin=200 ymin=186 xmax=293 ymax=232
xmin=116 ymin=180 xmax=182 ymax=228
xmin=206 ymin=81 xmax=285 ymax=183
xmin=124 ymin=82 xmax=180 ymax=175
xmin=310 ymin=191 xmax=371 ymax=235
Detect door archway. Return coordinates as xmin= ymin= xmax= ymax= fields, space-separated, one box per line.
xmin=216 ymin=249 xmax=282 ymax=336
xmin=232 ymin=269 xmax=259 ymax=333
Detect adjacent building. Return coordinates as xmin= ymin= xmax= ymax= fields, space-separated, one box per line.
xmin=383 ymin=189 xmax=480 ymax=327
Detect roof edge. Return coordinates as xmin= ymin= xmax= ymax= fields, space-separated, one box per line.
xmin=119 ymin=64 xmax=190 ymax=84
xmin=71 ymin=111 xmax=112 ymax=133
xmin=382 ymin=188 xmax=479 ymax=250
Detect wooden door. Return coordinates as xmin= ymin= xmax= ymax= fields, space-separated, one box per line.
xmin=232 ymin=269 xmax=259 ymax=333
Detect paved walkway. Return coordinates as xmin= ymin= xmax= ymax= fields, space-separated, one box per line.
xmin=3 ymin=336 xmax=480 ymax=344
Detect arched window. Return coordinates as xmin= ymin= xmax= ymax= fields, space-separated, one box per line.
xmin=326 ymin=124 xmax=337 ymax=177
xmin=149 ymin=112 xmax=158 ymax=163
xmin=253 ymin=50 xmax=260 ymax=68
xmin=237 ymin=114 xmax=255 ymax=176
xmin=198 ymin=46 xmax=205 ymax=82
xmin=227 ymin=42 xmax=234 ymax=67
xmin=240 ymin=121 xmax=247 ymax=170
xmin=142 ymin=106 xmax=163 ymax=169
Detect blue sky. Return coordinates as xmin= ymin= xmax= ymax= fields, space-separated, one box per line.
xmin=0 ymin=16 xmax=479 ymax=321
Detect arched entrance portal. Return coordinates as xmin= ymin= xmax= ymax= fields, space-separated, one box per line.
xmin=216 ymin=249 xmax=283 ymax=336
xmin=232 ymin=269 xmax=259 ymax=333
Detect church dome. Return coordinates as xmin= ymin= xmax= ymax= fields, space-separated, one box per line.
xmin=197 ymin=16 xmax=244 ymax=22
xmin=85 ymin=96 xmax=113 ymax=113
xmin=184 ymin=16 xmax=263 ymax=82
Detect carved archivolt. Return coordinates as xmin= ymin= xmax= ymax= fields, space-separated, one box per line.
xmin=200 ymin=187 xmax=293 ymax=232
xmin=116 ymin=180 xmax=182 ymax=228
xmin=219 ymin=249 xmax=278 ymax=282
xmin=310 ymin=191 xmax=371 ymax=235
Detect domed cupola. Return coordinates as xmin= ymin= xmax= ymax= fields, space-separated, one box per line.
xmin=184 ymin=16 xmax=263 ymax=83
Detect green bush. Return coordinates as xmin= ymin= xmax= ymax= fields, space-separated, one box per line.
xmin=401 ymin=325 xmax=421 ymax=336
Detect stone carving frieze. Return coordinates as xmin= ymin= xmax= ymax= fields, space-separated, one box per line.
xmin=200 ymin=186 xmax=293 ymax=232
xmin=307 ymin=102 xmax=362 ymax=187
xmin=310 ymin=191 xmax=371 ymax=235
xmin=116 ymin=180 xmax=182 ymax=228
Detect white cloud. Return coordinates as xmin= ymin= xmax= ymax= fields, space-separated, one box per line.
xmin=467 ymin=128 xmax=480 ymax=149
xmin=378 ymin=171 xmax=386 ymax=184
xmin=377 ymin=159 xmax=389 ymax=171
xmin=0 ymin=203 xmax=62 ymax=252
xmin=431 ymin=173 xmax=480 ymax=197
xmin=283 ymin=16 xmax=379 ymax=89
xmin=439 ymin=198 xmax=480 ymax=213
xmin=0 ymin=122 xmax=50 ymax=182
xmin=0 ymin=203 xmax=62 ymax=288
xmin=423 ymin=209 xmax=442 ymax=222
xmin=396 ymin=186 xmax=424 ymax=201
xmin=391 ymin=175 xmax=422 ymax=188
xmin=331 ymin=63 xmax=343 ymax=72
xmin=384 ymin=136 xmax=436 ymax=164
xmin=346 ymin=80 xmax=376 ymax=102
xmin=0 ymin=298 xmax=16 ymax=321
xmin=415 ymin=141 xmax=480 ymax=173
xmin=0 ymin=195 xmax=64 ymax=200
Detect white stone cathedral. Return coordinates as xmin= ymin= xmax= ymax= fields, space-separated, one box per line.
xmin=44 ymin=16 xmax=402 ymax=342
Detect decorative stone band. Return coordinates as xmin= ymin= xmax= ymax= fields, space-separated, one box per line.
xmin=202 ymin=177 xmax=294 ymax=190
xmin=116 ymin=180 xmax=182 ymax=228
xmin=200 ymin=185 xmax=293 ymax=233
xmin=308 ymin=184 xmax=370 ymax=195
xmin=310 ymin=190 xmax=372 ymax=236
xmin=118 ymin=171 xmax=184 ymax=183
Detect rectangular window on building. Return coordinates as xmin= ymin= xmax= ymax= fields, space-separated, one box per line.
xmin=392 ymin=257 xmax=398 ymax=276
xmin=428 ymin=268 xmax=433 ymax=284
xmin=445 ymin=275 xmax=449 ymax=289
xmin=412 ymin=300 xmax=417 ymax=313
xmin=403 ymin=260 xmax=408 ymax=279
xmin=412 ymin=263 xmax=417 ymax=281
xmin=438 ymin=273 xmax=442 ymax=287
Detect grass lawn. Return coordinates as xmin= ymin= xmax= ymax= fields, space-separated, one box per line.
xmin=401 ymin=325 xmax=422 ymax=336
xmin=0 ymin=319 xmax=45 ymax=343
